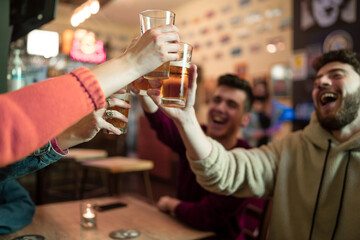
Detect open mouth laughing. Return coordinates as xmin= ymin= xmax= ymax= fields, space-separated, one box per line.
xmin=212 ymin=115 xmax=227 ymax=125
xmin=319 ymin=91 xmax=338 ymax=106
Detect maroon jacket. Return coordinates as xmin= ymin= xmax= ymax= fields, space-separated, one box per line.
xmin=144 ymin=110 xmax=267 ymax=239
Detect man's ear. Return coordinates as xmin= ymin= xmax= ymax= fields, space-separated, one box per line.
xmin=240 ymin=112 xmax=251 ymax=127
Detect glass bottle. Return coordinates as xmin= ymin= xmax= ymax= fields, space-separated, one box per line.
xmin=8 ymin=49 xmax=26 ymax=91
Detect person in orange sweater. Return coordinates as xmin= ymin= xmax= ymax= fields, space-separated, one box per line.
xmin=1 ymin=95 xmax=129 ymax=181
xmin=0 ymin=94 xmax=132 ymax=234
xmin=0 ymin=24 xmax=180 ymax=167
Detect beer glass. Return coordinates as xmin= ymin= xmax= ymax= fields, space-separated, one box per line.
xmin=161 ymin=42 xmax=193 ymax=108
xmin=137 ymin=9 xmax=175 ymax=95
xmin=106 ymin=86 xmax=131 ymax=134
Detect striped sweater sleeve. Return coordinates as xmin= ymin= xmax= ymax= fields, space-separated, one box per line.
xmin=0 ymin=67 xmax=105 ymax=167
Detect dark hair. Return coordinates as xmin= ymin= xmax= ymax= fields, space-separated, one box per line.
xmin=217 ymin=74 xmax=253 ymax=112
xmin=312 ymin=49 xmax=360 ymax=75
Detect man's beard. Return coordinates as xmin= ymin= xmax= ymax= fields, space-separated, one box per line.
xmin=316 ymin=88 xmax=360 ymax=130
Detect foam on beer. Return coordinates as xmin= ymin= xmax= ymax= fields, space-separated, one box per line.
xmin=170 ymin=60 xmax=190 ymax=68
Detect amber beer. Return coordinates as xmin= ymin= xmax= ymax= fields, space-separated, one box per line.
xmin=135 ymin=62 xmax=170 ymax=95
xmin=161 ymin=63 xmax=190 ymax=108
xmin=106 ymin=92 xmax=130 ymax=134
xmin=139 ymin=10 xmax=175 ymax=94
xmin=144 ymin=62 xmax=170 ymax=80
xmin=133 ymin=78 xmax=151 ymax=95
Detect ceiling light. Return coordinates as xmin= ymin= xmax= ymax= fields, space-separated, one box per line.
xmin=70 ymin=0 xmax=100 ymax=27
xmin=90 ymin=0 xmax=100 ymax=14
xmin=266 ymin=44 xmax=277 ymax=53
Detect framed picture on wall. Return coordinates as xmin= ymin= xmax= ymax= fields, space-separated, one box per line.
xmin=234 ymin=62 xmax=248 ymax=79
xmin=252 ymin=75 xmax=267 ymax=86
xmin=270 ymin=63 xmax=292 ymax=97
xmin=291 ymin=49 xmax=307 ymax=81
xmin=294 ymin=0 xmax=360 ymax=52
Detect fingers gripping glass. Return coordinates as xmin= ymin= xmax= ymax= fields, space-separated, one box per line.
xmin=136 ymin=10 xmax=176 ymax=95
xmin=161 ymin=42 xmax=193 ymax=108
xmin=105 ymin=86 xmax=131 ymax=134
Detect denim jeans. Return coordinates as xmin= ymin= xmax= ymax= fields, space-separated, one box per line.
xmin=0 ymin=141 xmax=67 ymax=182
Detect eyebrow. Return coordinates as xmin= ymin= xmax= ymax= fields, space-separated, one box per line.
xmin=227 ymin=99 xmax=239 ymax=107
xmin=213 ymin=96 xmax=239 ymax=106
xmin=315 ymin=68 xmax=347 ymax=79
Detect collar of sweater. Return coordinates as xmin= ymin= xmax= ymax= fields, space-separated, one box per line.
xmin=303 ymin=112 xmax=360 ymax=152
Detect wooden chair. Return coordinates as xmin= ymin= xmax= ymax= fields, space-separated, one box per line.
xmin=80 ymin=156 xmax=154 ymax=203
xmin=136 ymin=115 xmax=179 ymax=182
xmin=36 ymin=148 xmax=107 ymax=203
xmin=64 ymin=148 xmax=108 ymax=199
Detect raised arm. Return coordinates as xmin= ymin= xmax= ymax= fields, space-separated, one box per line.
xmin=1 ymin=96 xmax=130 ymax=181
xmin=148 ymin=64 xmax=277 ymax=198
xmin=0 ymin=25 xmax=179 ymax=167
xmin=147 ymin=64 xmax=212 ymax=160
xmin=92 ymin=25 xmax=180 ymax=97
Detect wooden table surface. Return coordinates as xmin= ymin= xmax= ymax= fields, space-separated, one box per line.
xmin=81 ymin=156 xmax=154 ymax=173
xmin=66 ymin=148 xmax=108 ymax=162
xmin=2 ymin=195 xmax=214 ymax=240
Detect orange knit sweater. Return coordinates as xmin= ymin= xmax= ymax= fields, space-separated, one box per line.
xmin=0 ymin=67 xmax=105 ymax=167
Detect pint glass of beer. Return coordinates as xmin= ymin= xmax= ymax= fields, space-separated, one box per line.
xmin=161 ymin=42 xmax=193 ymax=108
xmin=138 ymin=9 xmax=175 ymax=95
xmin=106 ymin=86 xmax=131 ymax=134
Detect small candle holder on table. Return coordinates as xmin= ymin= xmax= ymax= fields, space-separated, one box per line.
xmin=80 ymin=202 xmax=97 ymax=228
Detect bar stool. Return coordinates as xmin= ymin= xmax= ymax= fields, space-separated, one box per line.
xmin=80 ymin=156 xmax=154 ymax=203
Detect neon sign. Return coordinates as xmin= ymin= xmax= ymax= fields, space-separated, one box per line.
xmin=70 ymin=30 xmax=106 ymax=63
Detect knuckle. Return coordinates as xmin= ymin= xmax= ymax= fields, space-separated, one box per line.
xmin=158 ymin=45 xmax=166 ymax=53
xmin=159 ymin=54 xmax=167 ymax=62
xmin=147 ymin=28 xmax=156 ymax=36
xmin=153 ymin=35 xmax=161 ymax=45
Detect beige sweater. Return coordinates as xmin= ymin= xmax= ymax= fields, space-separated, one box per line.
xmin=189 ymin=113 xmax=360 ymax=240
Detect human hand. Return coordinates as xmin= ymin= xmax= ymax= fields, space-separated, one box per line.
xmin=130 ymin=77 xmax=161 ymax=95
xmin=130 ymin=77 xmax=161 ymax=114
xmin=156 ymin=195 xmax=181 ymax=216
xmin=146 ymin=64 xmax=198 ymax=123
xmin=55 ymin=93 xmax=130 ymax=150
xmin=125 ymin=25 xmax=180 ymax=77
xmin=91 ymin=25 xmax=180 ymax=98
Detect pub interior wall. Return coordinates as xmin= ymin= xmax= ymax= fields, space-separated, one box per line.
xmin=174 ymin=0 xmax=293 ymax=83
